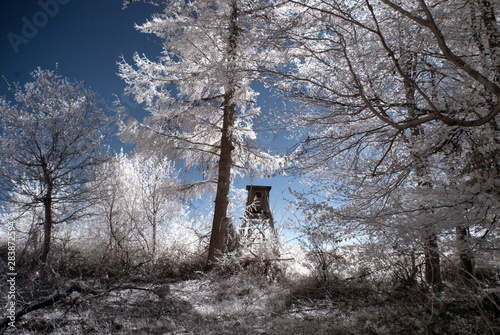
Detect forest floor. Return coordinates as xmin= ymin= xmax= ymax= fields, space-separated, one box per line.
xmin=3 ymin=270 xmax=500 ymax=335
xmin=3 ymin=274 xmax=347 ymax=334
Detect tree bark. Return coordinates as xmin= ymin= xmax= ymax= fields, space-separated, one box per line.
xmin=456 ymin=225 xmax=474 ymax=280
xmin=424 ymin=233 xmax=442 ymax=286
xmin=40 ymin=172 xmax=54 ymax=266
xmin=206 ymin=0 xmax=238 ymax=268
xmin=152 ymin=218 xmax=157 ymax=256
xmin=206 ymin=99 xmax=235 ymax=267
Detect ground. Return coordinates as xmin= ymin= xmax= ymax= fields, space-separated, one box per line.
xmin=4 ymin=274 xmax=340 ymax=335
xmin=3 ymin=270 xmax=499 ymax=334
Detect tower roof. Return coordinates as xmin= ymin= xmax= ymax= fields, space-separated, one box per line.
xmin=246 ymin=185 xmax=272 ymax=191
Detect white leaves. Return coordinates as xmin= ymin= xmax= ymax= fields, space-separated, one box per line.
xmin=0 ymin=69 xmax=109 ymax=206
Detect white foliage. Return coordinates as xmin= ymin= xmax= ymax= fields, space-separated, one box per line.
xmin=279 ymin=0 xmax=500 ymax=277
xmin=117 ymin=0 xmax=289 ymax=189
xmin=86 ymin=152 xmax=188 ymax=259
xmin=0 ymin=68 xmax=109 ymax=259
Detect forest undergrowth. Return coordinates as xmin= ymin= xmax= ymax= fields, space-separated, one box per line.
xmin=1 ymin=241 xmax=499 ymax=335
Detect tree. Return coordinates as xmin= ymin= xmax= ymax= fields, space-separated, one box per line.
xmin=277 ymin=0 xmax=500 ymax=284
xmin=118 ymin=0 xmax=286 ymax=266
xmin=92 ymin=152 xmax=183 ymax=264
xmin=135 ymin=154 xmax=181 ymax=256
xmin=0 ymin=68 xmax=109 ymax=266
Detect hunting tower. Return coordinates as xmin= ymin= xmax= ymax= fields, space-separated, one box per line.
xmin=242 ymin=185 xmax=276 ymax=242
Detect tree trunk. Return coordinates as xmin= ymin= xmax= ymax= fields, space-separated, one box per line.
xmin=479 ymin=0 xmax=500 ymax=71
xmin=456 ymin=225 xmax=474 ymax=280
xmin=410 ymin=248 xmax=418 ymax=282
xmin=206 ymin=1 xmax=238 ymax=268
xmin=152 ymin=220 xmax=157 ymax=257
xmin=206 ymin=99 xmax=236 ymax=267
xmin=40 ymin=188 xmax=53 ymax=265
xmin=402 ymin=52 xmax=442 ymax=286
xmin=424 ymin=233 xmax=442 ymax=286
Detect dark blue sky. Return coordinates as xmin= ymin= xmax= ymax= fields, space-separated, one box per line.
xmin=1 ymin=0 xmax=160 ymax=105
xmin=0 ymin=0 xmax=300 ymax=227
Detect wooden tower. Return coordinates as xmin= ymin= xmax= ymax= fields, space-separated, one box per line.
xmin=241 ymin=185 xmax=276 ymax=242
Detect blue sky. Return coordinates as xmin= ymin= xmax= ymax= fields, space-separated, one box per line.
xmin=0 ymin=0 xmax=302 ymax=232
xmin=1 ymin=1 xmax=160 ymax=119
